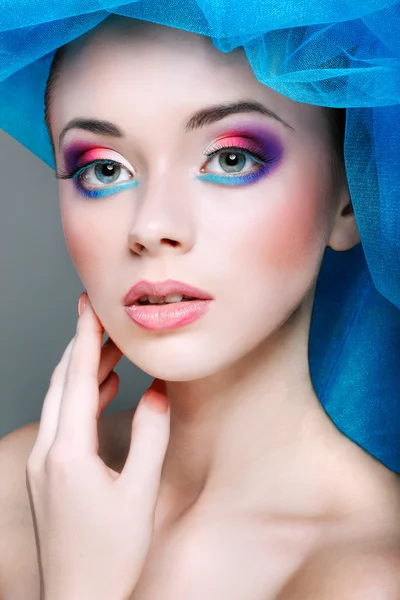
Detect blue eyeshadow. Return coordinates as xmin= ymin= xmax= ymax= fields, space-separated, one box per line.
xmin=73 ymin=178 xmax=138 ymax=199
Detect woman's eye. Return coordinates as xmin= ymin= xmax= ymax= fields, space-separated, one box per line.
xmin=79 ymin=160 xmax=134 ymax=188
xmin=204 ymin=149 xmax=260 ymax=175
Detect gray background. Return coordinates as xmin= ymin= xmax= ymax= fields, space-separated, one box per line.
xmin=0 ymin=129 xmax=152 ymax=440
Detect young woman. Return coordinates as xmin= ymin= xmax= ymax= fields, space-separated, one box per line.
xmin=0 ymin=7 xmax=400 ymax=600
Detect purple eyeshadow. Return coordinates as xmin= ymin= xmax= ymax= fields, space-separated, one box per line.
xmin=197 ymin=124 xmax=284 ymax=186
xmin=62 ymin=142 xmax=101 ymax=173
xmin=60 ymin=124 xmax=284 ymax=196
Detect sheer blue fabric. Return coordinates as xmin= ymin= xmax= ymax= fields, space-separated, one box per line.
xmin=0 ymin=1 xmax=399 ymax=470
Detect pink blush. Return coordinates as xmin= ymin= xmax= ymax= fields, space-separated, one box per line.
xmin=238 ymin=170 xmax=330 ymax=275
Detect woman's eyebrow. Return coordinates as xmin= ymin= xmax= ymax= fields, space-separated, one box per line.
xmin=59 ymin=119 xmax=122 ymax=150
xmin=185 ymin=100 xmax=295 ymax=132
xmin=58 ymin=99 xmax=294 ymax=149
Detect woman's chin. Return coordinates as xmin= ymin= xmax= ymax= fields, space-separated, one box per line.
xmin=126 ymin=354 xmax=222 ymax=382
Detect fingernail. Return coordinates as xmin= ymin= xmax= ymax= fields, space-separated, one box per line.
xmin=77 ymin=292 xmax=87 ymax=317
xmin=143 ymin=380 xmax=169 ymax=413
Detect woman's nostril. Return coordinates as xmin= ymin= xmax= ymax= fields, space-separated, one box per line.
xmin=130 ymin=238 xmax=181 ymax=254
xmin=161 ymin=238 xmax=179 ymax=247
xmin=130 ymin=242 xmax=145 ymax=254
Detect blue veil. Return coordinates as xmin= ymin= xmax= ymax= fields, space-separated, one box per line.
xmin=1 ymin=1 xmax=400 ymax=471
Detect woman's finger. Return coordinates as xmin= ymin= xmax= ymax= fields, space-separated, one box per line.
xmin=55 ymin=296 xmax=105 ymax=453
xmin=34 ymin=337 xmax=120 ymax=459
xmin=32 ymin=296 xmax=122 ymax=460
xmin=98 ymin=337 xmax=123 ymax=386
xmin=31 ymin=337 xmax=76 ymax=460
xmin=117 ymin=379 xmax=170 ymax=511
xmin=79 ymin=289 xmax=122 ymax=387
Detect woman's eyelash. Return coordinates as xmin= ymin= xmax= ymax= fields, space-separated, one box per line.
xmin=204 ymin=142 xmax=273 ymax=165
xmin=55 ymin=159 xmax=126 ymax=180
xmin=55 ymin=143 xmax=274 ymax=181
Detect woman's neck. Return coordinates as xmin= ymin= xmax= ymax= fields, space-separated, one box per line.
xmin=155 ymin=302 xmax=356 ymax=525
xmin=151 ymin=296 xmax=398 ymax=536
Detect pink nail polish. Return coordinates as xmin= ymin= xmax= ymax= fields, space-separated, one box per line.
xmin=77 ymin=293 xmax=87 ymax=317
xmin=143 ymin=386 xmax=169 ymax=413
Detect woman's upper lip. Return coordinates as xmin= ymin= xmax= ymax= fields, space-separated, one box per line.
xmin=123 ymin=278 xmax=214 ymax=305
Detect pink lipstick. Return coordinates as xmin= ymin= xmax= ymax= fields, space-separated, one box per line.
xmin=123 ymin=279 xmax=214 ymax=331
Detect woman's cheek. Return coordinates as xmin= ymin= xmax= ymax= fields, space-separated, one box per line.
xmin=60 ymin=199 xmax=107 ymax=282
xmin=237 ymin=176 xmax=331 ymax=278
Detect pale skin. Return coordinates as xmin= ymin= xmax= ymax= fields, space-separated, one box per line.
xmin=2 ymin=14 xmax=400 ymax=600
xmin=25 ymin=291 xmax=174 ymax=600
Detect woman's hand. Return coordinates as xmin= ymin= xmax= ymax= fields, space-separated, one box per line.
xmin=25 ymin=293 xmax=170 ymax=600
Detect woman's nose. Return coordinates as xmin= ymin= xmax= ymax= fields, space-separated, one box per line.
xmin=127 ymin=176 xmax=195 ymax=257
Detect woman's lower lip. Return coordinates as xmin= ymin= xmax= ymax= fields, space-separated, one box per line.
xmin=124 ymin=300 xmax=213 ymax=331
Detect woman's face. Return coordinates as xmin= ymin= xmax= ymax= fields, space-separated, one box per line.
xmin=50 ymin=17 xmax=344 ymax=381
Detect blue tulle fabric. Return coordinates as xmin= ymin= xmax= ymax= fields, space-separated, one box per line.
xmin=1 ymin=1 xmax=400 ymax=471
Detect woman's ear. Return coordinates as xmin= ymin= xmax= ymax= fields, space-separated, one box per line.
xmin=326 ymin=181 xmax=360 ymax=251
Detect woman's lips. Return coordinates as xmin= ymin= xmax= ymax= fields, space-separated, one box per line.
xmin=124 ymin=299 xmax=213 ymax=331
xmin=122 ymin=278 xmax=213 ymax=306
xmin=122 ymin=278 xmax=214 ymax=330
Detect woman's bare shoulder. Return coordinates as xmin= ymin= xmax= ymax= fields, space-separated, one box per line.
xmin=278 ymin=539 xmax=400 ymax=600
xmin=0 ymin=409 xmax=132 ymax=598
xmin=0 ymin=423 xmax=40 ymax=520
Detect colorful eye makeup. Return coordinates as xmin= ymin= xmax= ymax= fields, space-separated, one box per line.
xmin=197 ymin=129 xmax=283 ymax=186
xmin=55 ymin=126 xmax=283 ymax=198
xmin=56 ymin=145 xmax=137 ymax=199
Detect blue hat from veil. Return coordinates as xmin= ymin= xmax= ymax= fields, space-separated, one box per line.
xmin=1 ymin=1 xmax=400 ymax=471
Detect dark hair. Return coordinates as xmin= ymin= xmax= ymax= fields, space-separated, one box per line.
xmin=327 ymin=106 xmax=346 ymax=184
xmin=44 ymin=45 xmax=67 ymax=161
xmin=44 ymin=44 xmax=347 ymax=180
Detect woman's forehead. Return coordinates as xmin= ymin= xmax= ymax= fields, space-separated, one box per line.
xmin=52 ymin=17 xmax=328 ymax=143
xmin=63 ymin=16 xmax=247 ymax=75
xmin=54 ymin=23 xmax=262 ymax=117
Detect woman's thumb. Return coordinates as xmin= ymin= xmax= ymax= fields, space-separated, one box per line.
xmin=117 ymin=379 xmax=170 ymax=506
